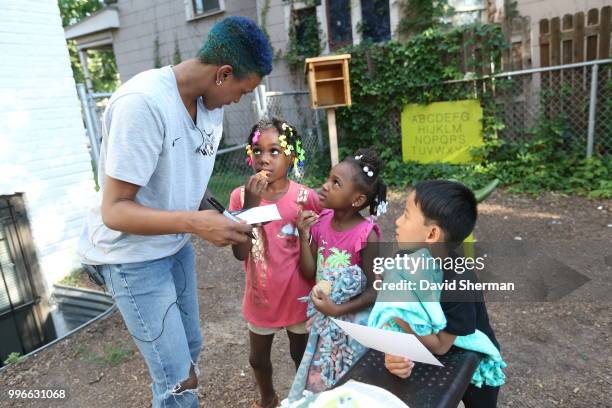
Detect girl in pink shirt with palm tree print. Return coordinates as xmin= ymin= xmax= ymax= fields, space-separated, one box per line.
xmin=288 ymin=147 xmax=388 ymax=401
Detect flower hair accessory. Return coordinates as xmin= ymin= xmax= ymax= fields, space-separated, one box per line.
xmin=295 ymin=139 xmax=305 ymax=166
xmin=279 ymin=123 xmax=306 ymax=164
xmin=279 ymin=134 xmax=292 ymax=155
xmin=245 ymin=144 xmax=253 ymax=166
xmin=252 ymin=129 xmax=261 ymax=144
xmin=245 ymin=128 xmax=260 ymax=167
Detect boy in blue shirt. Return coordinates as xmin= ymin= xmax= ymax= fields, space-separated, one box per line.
xmin=384 ymin=180 xmax=502 ymax=407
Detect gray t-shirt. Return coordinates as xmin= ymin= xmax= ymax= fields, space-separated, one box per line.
xmin=79 ymin=66 xmax=223 ymax=264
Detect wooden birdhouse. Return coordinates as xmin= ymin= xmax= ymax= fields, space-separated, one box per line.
xmin=305 ymin=54 xmax=352 ymax=109
xmin=304 ymin=54 xmax=352 ymax=165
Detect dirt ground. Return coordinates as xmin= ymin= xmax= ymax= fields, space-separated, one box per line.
xmin=0 ymin=189 xmax=610 ymax=408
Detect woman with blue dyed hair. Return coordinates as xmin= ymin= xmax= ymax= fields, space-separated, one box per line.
xmin=79 ymin=16 xmax=272 ymax=408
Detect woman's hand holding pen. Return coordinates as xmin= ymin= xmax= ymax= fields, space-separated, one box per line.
xmin=188 ymin=210 xmax=253 ymax=246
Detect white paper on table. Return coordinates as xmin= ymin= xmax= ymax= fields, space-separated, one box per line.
xmin=331 ymin=318 xmax=443 ymax=367
xmin=235 ymin=204 xmax=282 ymax=224
xmin=309 ymin=380 xmax=410 ymax=408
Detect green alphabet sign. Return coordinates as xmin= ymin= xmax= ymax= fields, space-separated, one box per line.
xmin=401 ymin=100 xmax=483 ymax=164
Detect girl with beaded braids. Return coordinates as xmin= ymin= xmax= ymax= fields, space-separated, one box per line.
xmin=229 ymin=118 xmax=320 ymax=408
xmin=288 ymin=147 xmax=388 ymax=400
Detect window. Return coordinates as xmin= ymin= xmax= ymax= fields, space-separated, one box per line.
xmin=186 ymin=0 xmax=224 ymax=21
xmin=193 ymin=0 xmax=220 ymax=15
xmin=360 ymin=0 xmax=391 ymax=43
xmin=326 ymin=0 xmax=353 ymax=50
xmin=294 ymin=7 xmax=320 ymax=49
xmin=448 ymin=0 xmax=485 ymax=26
xmin=0 ymin=196 xmax=46 ymax=364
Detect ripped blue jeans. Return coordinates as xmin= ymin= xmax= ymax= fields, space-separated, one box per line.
xmin=98 ymin=242 xmax=201 ymax=408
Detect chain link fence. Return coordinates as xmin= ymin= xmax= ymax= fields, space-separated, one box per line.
xmin=389 ymin=59 xmax=611 ymax=156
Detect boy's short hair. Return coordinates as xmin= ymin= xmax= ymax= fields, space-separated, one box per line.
xmin=411 ymin=180 xmax=477 ymax=248
xmin=197 ymin=16 xmax=272 ymax=79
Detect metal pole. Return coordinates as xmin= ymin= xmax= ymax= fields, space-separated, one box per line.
xmin=77 ymin=49 xmax=94 ymax=94
xmin=252 ymin=98 xmax=261 ymax=120
xmin=253 ymin=84 xmax=268 ymax=120
xmin=442 ymin=58 xmax=611 ymax=84
xmin=259 ymin=84 xmax=268 ymax=118
xmin=77 ymin=84 xmax=100 ymax=169
xmin=216 ymin=143 xmax=247 ymax=155
xmin=586 ymin=63 xmax=599 ymax=159
xmin=253 ymin=86 xmax=263 ymax=119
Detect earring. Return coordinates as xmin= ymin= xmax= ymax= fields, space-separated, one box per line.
xmin=216 ymin=79 xmax=222 ymax=86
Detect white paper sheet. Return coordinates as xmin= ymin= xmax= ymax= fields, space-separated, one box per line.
xmin=235 ymin=204 xmax=282 ymax=224
xmin=331 ymin=318 xmax=443 ymax=367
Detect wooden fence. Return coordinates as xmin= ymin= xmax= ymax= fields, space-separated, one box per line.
xmin=540 ymin=6 xmax=611 ymax=67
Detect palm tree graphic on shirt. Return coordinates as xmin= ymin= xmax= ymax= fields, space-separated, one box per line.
xmin=318 ymin=238 xmax=352 ymax=271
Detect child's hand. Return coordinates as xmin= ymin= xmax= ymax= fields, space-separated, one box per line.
xmin=244 ymin=171 xmax=269 ymax=207
xmin=297 ymin=208 xmax=318 ymax=239
xmin=311 ymin=286 xmax=340 ymax=316
xmin=392 ymin=317 xmax=414 ymax=334
xmin=384 ymin=354 xmax=414 ymax=379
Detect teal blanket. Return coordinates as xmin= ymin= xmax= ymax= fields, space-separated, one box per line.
xmin=367 ymin=249 xmax=507 ymax=388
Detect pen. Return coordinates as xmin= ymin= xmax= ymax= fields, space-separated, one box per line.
xmin=207 ymin=196 xmax=256 ymax=240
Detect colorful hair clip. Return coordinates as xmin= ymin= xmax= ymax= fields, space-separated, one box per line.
xmin=252 ymin=129 xmax=261 ymax=144
xmin=245 ymin=144 xmax=253 ymax=166
xmin=376 ymin=200 xmax=388 ymax=216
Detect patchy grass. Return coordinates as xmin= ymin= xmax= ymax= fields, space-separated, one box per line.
xmin=208 ymin=170 xmax=248 ymax=207
xmin=58 ymin=268 xmax=85 ymax=287
xmin=3 ymin=352 xmax=22 ymax=366
xmin=96 ymin=345 xmax=132 ymax=367
xmin=84 ymin=344 xmax=133 ymax=367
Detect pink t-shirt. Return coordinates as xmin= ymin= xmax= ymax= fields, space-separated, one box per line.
xmin=310 ymin=209 xmax=381 ymax=281
xmin=229 ymin=181 xmax=321 ymax=327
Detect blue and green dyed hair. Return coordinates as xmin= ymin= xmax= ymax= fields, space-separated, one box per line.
xmin=197 ymin=16 xmax=272 ymax=79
